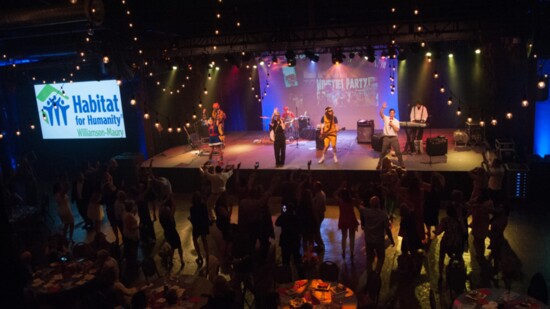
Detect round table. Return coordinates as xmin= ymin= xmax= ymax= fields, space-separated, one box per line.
xmin=277 ymin=279 xmax=357 ymax=309
xmin=453 ymin=288 xmax=548 ymax=309
xmin=30 ymin=260 xmax=98 ymax=295
xmin=141 ymin=275 xmax=213 ymax=309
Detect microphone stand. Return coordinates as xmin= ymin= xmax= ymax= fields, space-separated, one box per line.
xmin=293 ymin=105 xmax=301 ymax=148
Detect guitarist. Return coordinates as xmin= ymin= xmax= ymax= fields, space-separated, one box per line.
xmin=270 ymin=110 xmax=286 ymax=167
xmin=318 ymin=106 xmax=339 ymax=164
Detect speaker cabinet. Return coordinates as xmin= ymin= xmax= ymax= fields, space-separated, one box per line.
xmin=426 ymin=137 xmax=448 ymax=156
xmin=357 ymin=119 xmax=374 ymax=143
xmin=315 ymin=128 xmax=324 ymax=150
xmin=371 ymin=130 xmax=383 ymax=152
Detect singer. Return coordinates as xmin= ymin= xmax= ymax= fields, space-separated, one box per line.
xmin=377 ymin=102 xmax=405 ymax=169
xmin=270 ymin=109 xmax=286 ymax=167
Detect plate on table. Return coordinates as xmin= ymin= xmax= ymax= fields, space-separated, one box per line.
xmin=313 ymin=280 xmax=330 ymax=291
xmin=466 ymin=290 xmax=487 ymax=301
xmin=289 ymin=297 xmax=305 ymax=308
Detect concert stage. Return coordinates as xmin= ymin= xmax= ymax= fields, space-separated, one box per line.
xmin=144 ymin=129 xmax=483 ymax=194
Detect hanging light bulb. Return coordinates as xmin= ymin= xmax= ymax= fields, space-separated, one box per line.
xmin=456 ymin=107 xmax=462 ymax=116
xmin=130 ymin=97 xmax=137 ymax=106
xmin=447 ymin=97 xmax=453 ymax=105
xmin=203 ymin=88 xmax=208 ymax=95
xmin=176 ymin=126 xmax=182 ymax=133
xmin=0 ymin=132 xmax=3 ymax=139
xmin=186 ymin=121 xmax=190 ymax=128
xmin=192 ymin=113 xmax=197 ymax=119
xmin=16 ymin=130 xmax=21 ymax=136
xmin=491 ymin=117 xmax=497 ymax=126
xmin=440 ymin=85 xmax=445 ymax=93
xmin=521 ymin=97 xmax=529 ymax=107
xmin=198 ymin=101 xmax=203 ymax=109
xmin=30 ymin=124 xmax=35 ymax=130
xmin=434 ymin=71 xmax=439 ymax=79
xmin=154 ymin=119 xmax=160 ymax=128
xmin=168 ymin=125 xmax=173 ymax=133
xmin=467 ymin=115 xmax=472 ymax=123
xmin=116 ymin=79 xmax=122 ymax=86
xmin=506 ymin=112 xmax=513 ymax=119
xmin=144 ymin=110 xmax=150 ymax=119
xmin=480 ymin=120 xmax=485 ymax=127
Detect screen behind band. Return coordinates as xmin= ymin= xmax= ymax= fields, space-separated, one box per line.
xmin=258 ymin=54 xmax=398 ymax=130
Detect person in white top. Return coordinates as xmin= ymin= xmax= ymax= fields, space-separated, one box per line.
xmin=377 ymin=102 xmax=404 ymax=169
xmin=200 ymin=163 xmax=234 ymax=221
xmin=408 ymin=101 xmax=429 ymax=153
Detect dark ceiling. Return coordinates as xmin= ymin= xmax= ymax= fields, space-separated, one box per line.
xmin=0 ymin=0 xmax=549 ymax=70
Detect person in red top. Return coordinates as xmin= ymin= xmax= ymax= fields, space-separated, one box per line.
xmin=211 ymin=102 xmax=227 ymax=144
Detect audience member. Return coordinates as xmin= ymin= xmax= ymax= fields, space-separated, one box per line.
xmin=335 ymin=185 xmax=359 ymax=260
xmin=360 ymin=196 xmax=394 ymax=273
xmin=190 ymin=191 xmax=210 ymax=267
xmin=159 ymin=196 xmax=184 ymax=269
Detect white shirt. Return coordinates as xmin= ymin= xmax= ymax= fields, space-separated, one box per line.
xmin=410 ymin=105 xmax=428 ymax=122
xmin=382 ymin=115 xmax=399 ymax=136
xmin=204 ymin=170 xmax=233 ymax=194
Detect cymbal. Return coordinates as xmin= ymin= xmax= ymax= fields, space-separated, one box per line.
xmin=259 ymin=116 xmax=270 ymax=119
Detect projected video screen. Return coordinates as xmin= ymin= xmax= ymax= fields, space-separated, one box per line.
xmin=34 ymin=80 xmax=126 ymax=139
xmin=258 ymin=54 xmax=398 ymax=131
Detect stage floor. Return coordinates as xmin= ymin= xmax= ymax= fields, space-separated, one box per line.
xmin=144 ymin=129 xmax=483 ymax=172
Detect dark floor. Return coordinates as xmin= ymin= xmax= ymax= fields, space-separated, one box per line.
xmin=33 ymin=190 xmax=550 ymax=309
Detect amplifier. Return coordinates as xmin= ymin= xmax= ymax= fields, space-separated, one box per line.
xmin=357 ymin=119 xmax=374 ymax=143
xmin=315 ymin=128 xmax=324 ymax=150
xmin=426 ymin=137 xmax=448 ymax=156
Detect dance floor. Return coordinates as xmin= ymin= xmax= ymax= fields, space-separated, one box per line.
xmin=144 ymin=129 xmax=483 ymax=172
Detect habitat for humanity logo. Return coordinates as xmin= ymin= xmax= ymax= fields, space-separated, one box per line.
xmin=37 ymin=84 xmax=70 ymax=126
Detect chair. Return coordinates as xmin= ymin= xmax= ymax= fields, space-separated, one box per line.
xmin=141 ymin=257 xmax=161 ymax=283
xmin=273 ymin=264 xmax=293 ymax=286
xmin=319 ymin=260 xmax=339 ymax=282
xmin=527 ymin=272 xmax=549 ymax=305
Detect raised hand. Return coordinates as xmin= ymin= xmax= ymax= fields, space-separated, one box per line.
xmin=382 ymin=102 xmax=387 ymax=109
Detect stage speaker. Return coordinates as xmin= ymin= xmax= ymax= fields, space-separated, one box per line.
xmin=315 ymin=128 xmax=324 ymax=150
xmin=357 ymin=119 xmax=374 ymax=143
xmin=426 ymin=137 xmax=448 ymax=156
xmin=300 ymin=128 xmax=316 ymax=140
xmin=371 ymin=130 xmax=383 ymax=152
xmin=112 ymin=152 xmax=144 ymax=189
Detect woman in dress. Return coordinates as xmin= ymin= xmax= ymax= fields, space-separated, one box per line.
xmin=158 ymin=196 xmax=184 ymax=269
xmin=190 ymin=191 xmax=210 ymax=267
xmin=54 ymin=182 xmax=74 ymax=241
xmin=336 ymin=185 xmax=359 ymax=260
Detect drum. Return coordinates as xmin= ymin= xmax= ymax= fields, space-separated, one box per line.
xmin=299 ymin=116 xmax=310 ymax=130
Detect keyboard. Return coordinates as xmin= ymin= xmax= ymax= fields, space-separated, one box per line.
xmin=400 ymin=121 xmax=427 ymax=128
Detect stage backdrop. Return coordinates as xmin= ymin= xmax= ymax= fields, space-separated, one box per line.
xmin=257 ymin=55 xmax=398 ymax=132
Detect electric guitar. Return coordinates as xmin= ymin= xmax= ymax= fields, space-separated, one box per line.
xmin=318 ymin=127 xmax=346 ymax=141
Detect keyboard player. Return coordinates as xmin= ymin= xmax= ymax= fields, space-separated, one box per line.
xmin=407 ymin=101 xmax=428 ymax=153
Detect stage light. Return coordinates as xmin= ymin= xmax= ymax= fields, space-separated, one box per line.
xmin=521 ymin=97 xmax=529 ymax=107
xmin=331 ymin=48 xmax=345 ymax=65
xmin=491 ymin=117 xmax=497 ymax=126
xmin=285 ymin=50 xmax=296 ymax=63
xmin=506 ymin=112 xmax=513 ymax=119
xmin=537 ymin=76 xmax=546 ymax=89
xmin=447 ymin=97 xmax=453 ymax=105
xmin=304 ymin=50 xmax=319 ymax=63
xmin=272 ymin=56 xmax=278 ymax=64
xmin=456 ymin=107 xmax=462 ymax=116
xmin=475 ymin=48 xmax=481 ymax=54
xmin=426 ymin=52 xmax=432 ymax=57
xmin=448 ymin=53 xmax=454 ymax=58
xmin=366 ymin=46 xmax=375 ymax=63
xmin=434 ymin=71 xmax=439 ymax=79
xmin=440 ymin=85 xmax=445 ymax=93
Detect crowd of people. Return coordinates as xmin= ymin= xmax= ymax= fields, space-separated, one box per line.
xmin=5 ymin=147 xmax=522 ymax=309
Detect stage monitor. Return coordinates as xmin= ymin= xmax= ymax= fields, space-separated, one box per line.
xmin=34 ymin=80 xmax=126 ymax=139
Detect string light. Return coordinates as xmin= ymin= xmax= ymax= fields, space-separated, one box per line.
xmin=506 ymin=112 xmax=513 ymax=119
xmin=456 ymin=107 xmax=462 ymax=116
xmin=521 ymin=97 xmax=529 ymax=107
xmin=467 ymin=115 xmax=472 ymax=123
xmin=30 ymin=124 xmax=35 ymax=130
xmin=434 ymin=71 xmax=439 ymax=79
xmin=491 ymin=117 xmax=497 ymax=126
xmin=16 ymin=130 xmax=21 ymax=136
xmin=480 ymin=120 xmax=485 ymax=127
xmin=440 ymin=85 xmax=445 ymax=93
xmin=130 ymin=97 xmax=137 ymax=105
xmin=447 ymin=97 xmax=453 ymax=105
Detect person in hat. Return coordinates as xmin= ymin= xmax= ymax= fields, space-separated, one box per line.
xmin=318 ymin=106 xmax=339 ymax=164
xmin=211 ymin=102 xmax=227 ymax=144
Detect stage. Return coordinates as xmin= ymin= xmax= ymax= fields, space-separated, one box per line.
xmin=144 ymin=129 xmax=483 ymax=193
xmin=145 ymin=128 xmax=482 ymax=171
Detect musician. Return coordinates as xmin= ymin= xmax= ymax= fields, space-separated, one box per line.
xmin=408 ymin=101 xmax=428 ymax=152
xmin=282 ymin=106 xmax=295 ymax=123
xmin=211 ymin=102 xmax=227 ymax=144
xmin=318 ymin=106 xmax=338 ymax=164
xmin=207 ymin=118 xmax=223 ymax=161
xmin=269 ymin=110 xmax=286 ymax=167
xmin=377 ymin=102 xmax=404 ymax=169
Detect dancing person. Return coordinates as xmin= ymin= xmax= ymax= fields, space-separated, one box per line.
xmin=211 ymin=102 xmax=227 ymax=144
xmin=158 ymin=197 xmax=185 ymax=270
xmin=190 ymin=192 xmax=210 ymax=268
xmin=270 ymin=110 xmax=286 ymax=167
xmin=207 ymin=118 xmax=224 ymax=162
xmin=377 ymin=102 xmax=404 ymax=169
xmin=434 ymin=204 xmax=466 ymax=281
xmin=200 ymin=162 xmax=234 ymax=222
xmin=312 ymin=181 xmax=327 ymax=251
xmin=54 ymin=182 xmax=74 ymax=242
xmin=318 ymin=106 xmax=339 ymax=164
xmin=360 ymin=196 xmax=394 ymax=273
xmin=408 ymin=100 xmax=428 ymax=153
xmin=335 ymin=184 xmax=359 ymax=260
